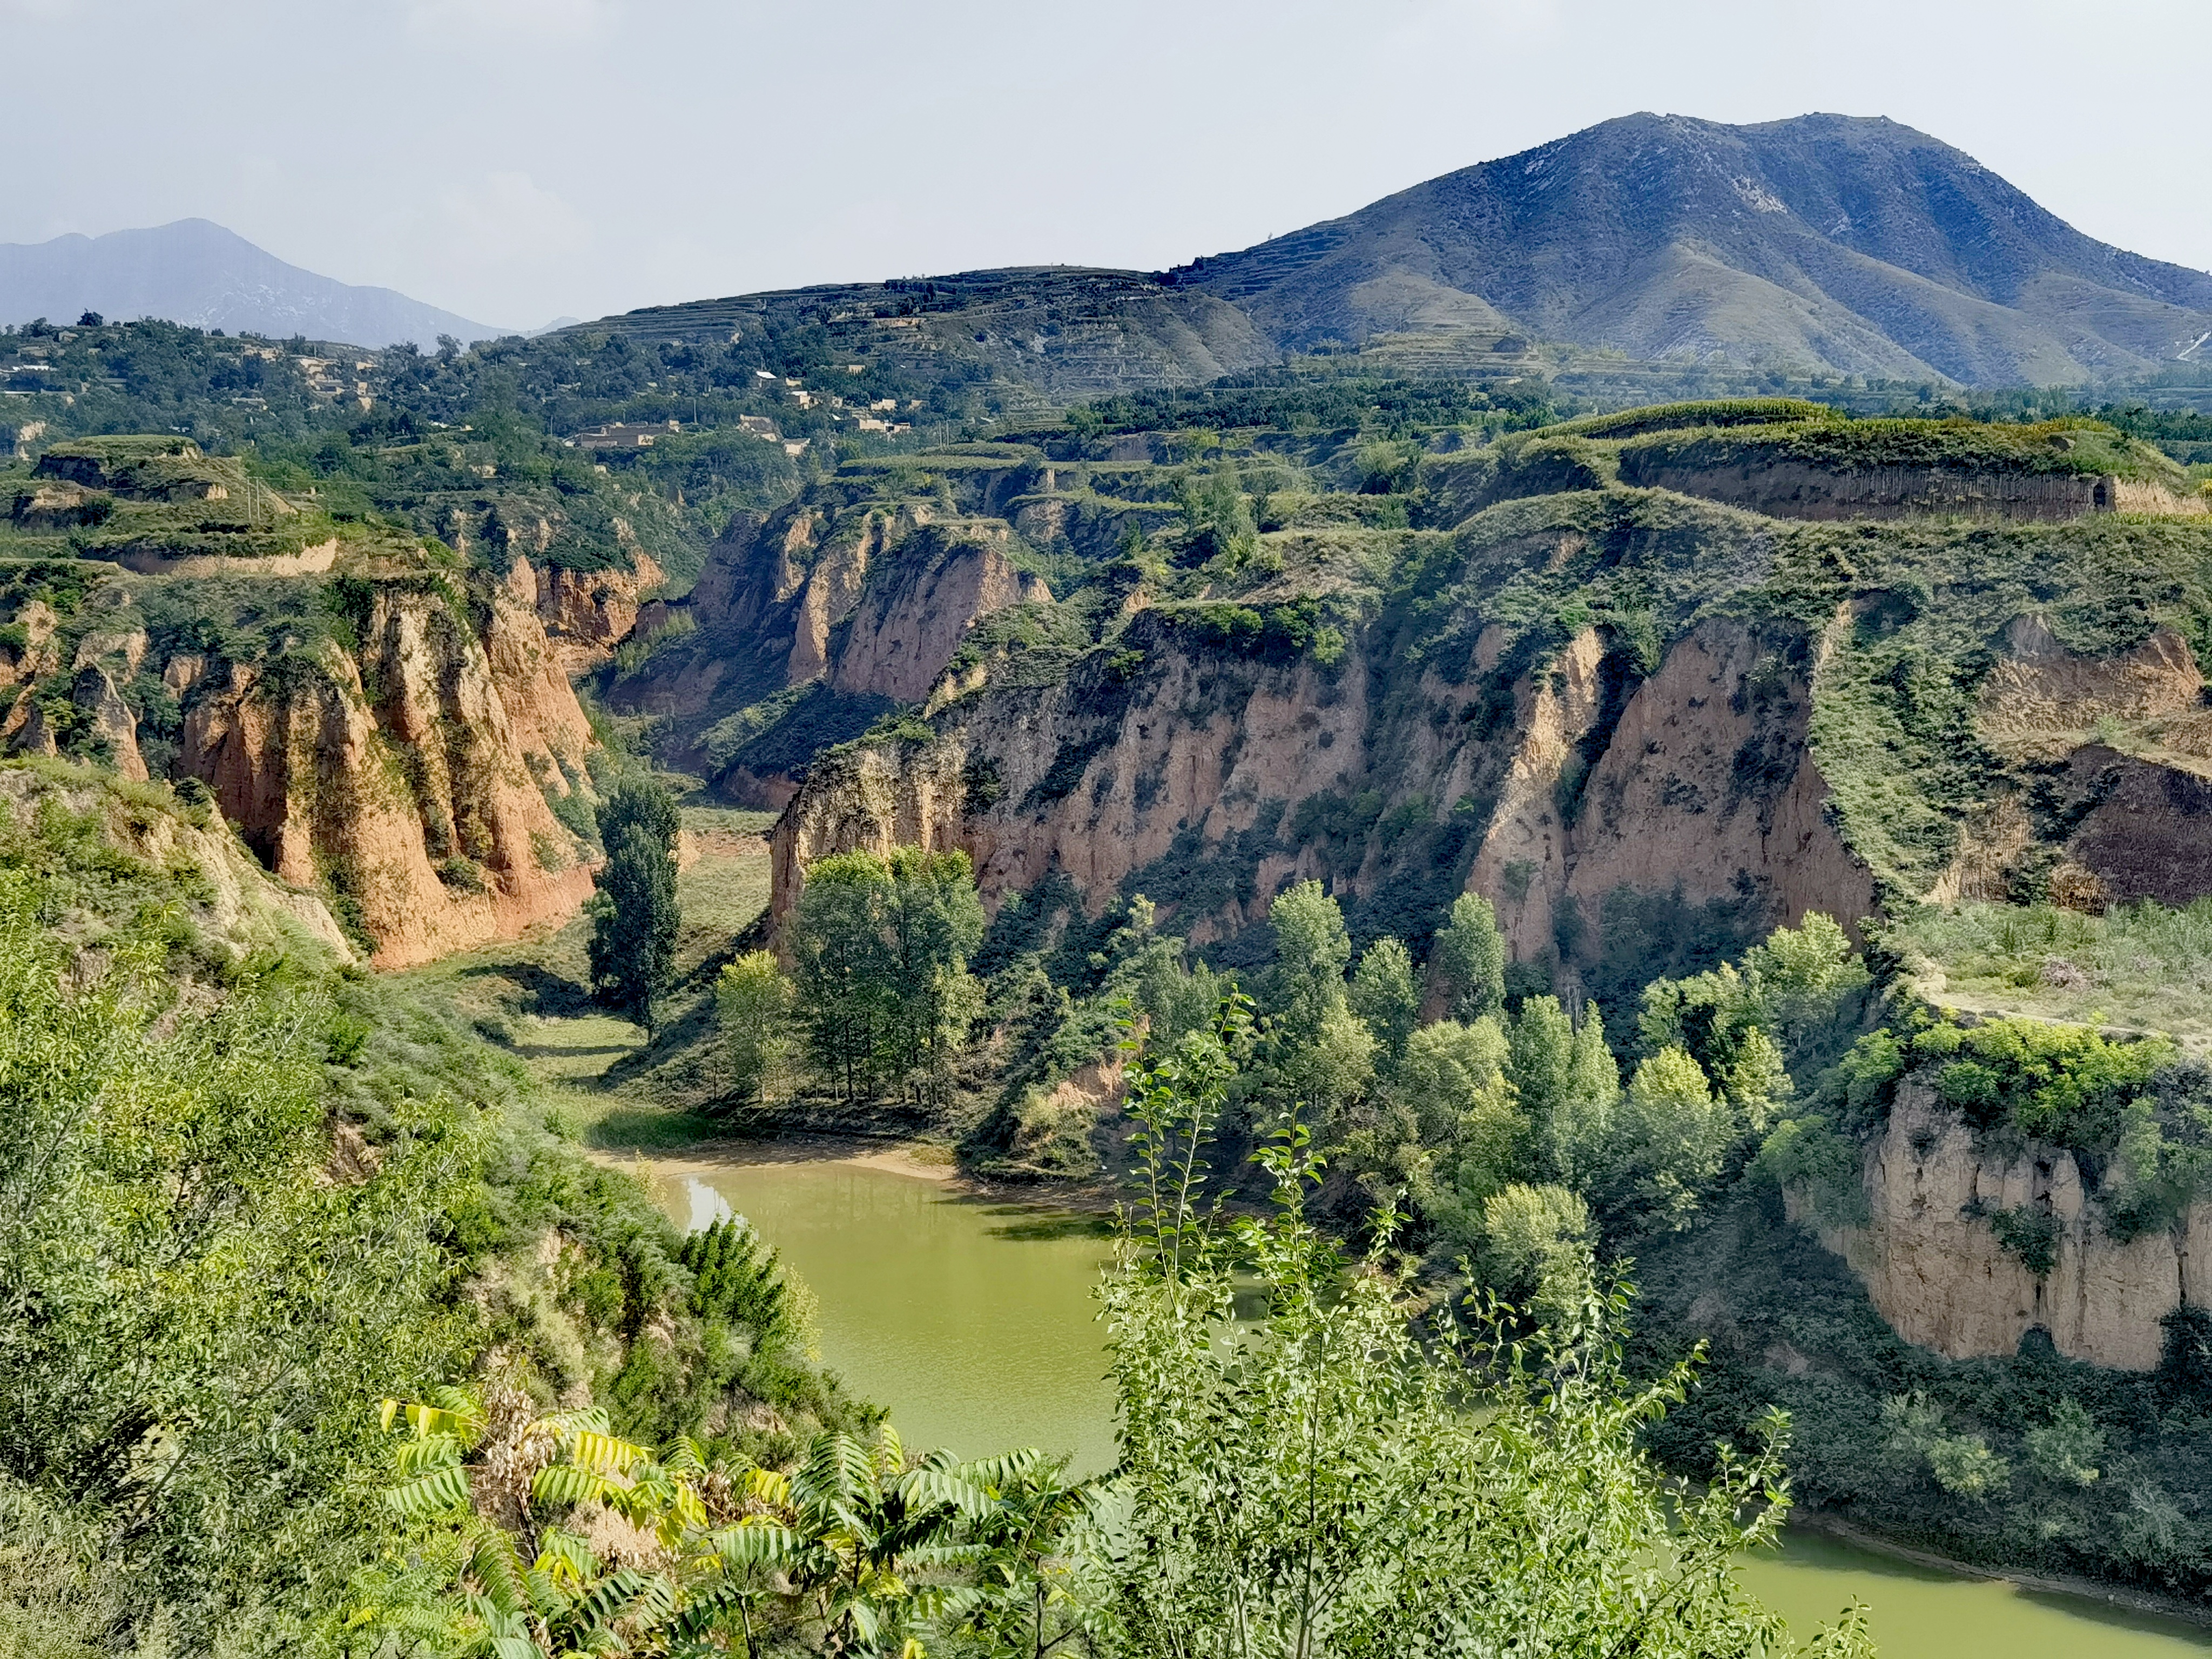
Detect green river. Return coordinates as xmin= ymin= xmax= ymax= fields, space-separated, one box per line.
xmin=649 ymin=1154 xmax=2211 ymax=1657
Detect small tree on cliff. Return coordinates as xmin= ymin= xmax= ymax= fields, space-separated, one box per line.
xmin=587 ymin=777 xmax=682 ymax=1030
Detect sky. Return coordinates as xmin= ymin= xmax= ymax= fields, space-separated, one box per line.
xmin=2 ymin=0 xmax=2207 ymax=331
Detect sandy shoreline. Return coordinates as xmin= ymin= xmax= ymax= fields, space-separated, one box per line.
xmin=604 ymin=1132 xmax=962 ymax=1186
xmin=597 ymin=1131 xmax=1129 ymax=1211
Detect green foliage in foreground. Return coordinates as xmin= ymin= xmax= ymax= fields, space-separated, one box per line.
xmin=0 ymin=872 xmax=463 ymax=1629
xmin=0 ymin=782 xmax=855 ymax=1655
xmin=1097 ymin=996 xmax=1870 ymax=1658
xmin=367 ymin=996 xmax=1870 ymax=1659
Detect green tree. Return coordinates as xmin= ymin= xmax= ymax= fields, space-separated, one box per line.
xmin=2027 ymin=1397 xmax=2105 ymax=1488
xmin=1480 ymin=1181 xmax=1597 ymax=1325
xmin=587 ymin=778 xmax=682 ymax=1029
xmin=789 ymin=847 xmax=986 ymax=1104
xmin=718 ymin=950 xmax=795 ymax=1111
xmin=1347 ymin=936 xmax=1419 ymax=1064
xmin=791 ymin=852 xmax=897 ymax=1103
xmin=1602 ymin=1046 xmax=1737 ymax=1229
xmin=1507 ymin=992 xmax=1576 ymax=1131
xmin=880 ymin=847 xmax=987 ymax=1105
xmin=1102 ymin=996 xmax=1874 ymax=1659
xmin=1553 ymin=1000 xmax=1622 ymax=1185
xmin=1384 ymin=1016 xmax=1523 ymax=1243
xmin=1264 ymin=881 xmax=1373 ymax=1115
xmin=1429 ymin=891 xmax=1506 ymax=1021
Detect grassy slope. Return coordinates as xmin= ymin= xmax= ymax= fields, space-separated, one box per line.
xmin=392 ymin=803 xmax=775 ymax=1150
xmin=1889 ymin=899 xmax=2212 ymax=1047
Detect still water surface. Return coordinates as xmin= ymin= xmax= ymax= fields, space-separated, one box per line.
xmin=651 ymin=1155 xmax=2209 ymax=1657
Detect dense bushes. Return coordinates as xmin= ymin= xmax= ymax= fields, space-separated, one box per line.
xmin=0 ymin=774 xmax=853 ymax=1654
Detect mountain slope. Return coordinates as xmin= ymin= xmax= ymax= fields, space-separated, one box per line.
xmin=550 ymin=266 xmax=1279 ymax=411
xmin=1172 ymin=113 xmax=2212 ymax=386
xmin=0 ymin=219 xmax=506 ymax=348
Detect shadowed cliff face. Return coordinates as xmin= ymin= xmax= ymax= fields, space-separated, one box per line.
xmin=770 ymin=601 xmax=1876 ymax=994
xmin=603 ymin=496 xmax=1054 ymax=805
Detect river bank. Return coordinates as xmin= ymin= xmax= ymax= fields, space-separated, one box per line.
xmin=621 ymin=1140 xmax=2212 ymax=1653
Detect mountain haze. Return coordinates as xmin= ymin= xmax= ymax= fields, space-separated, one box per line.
xmin=1172 ymin=113 xmax=2212 ymax=386
xmin=0 ymin=219 xmax=507 ymax=349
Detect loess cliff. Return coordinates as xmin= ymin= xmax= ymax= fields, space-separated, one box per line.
xmin=2 ymin=449 xmax=608 ymax=968
xmin=756 ymin=403 xmax=2212 ymax=1382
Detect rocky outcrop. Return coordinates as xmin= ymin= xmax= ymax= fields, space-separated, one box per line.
xmin=1979 ymin=619 xmax=2204 ymax=753
xmin=771 ymin=738 xmax=970 ymax=930
xmin=770 ymin=606 xmax=1878 ymax=964
xmin=1467 ymin=628 xmax=1606 ymax=961
xmin=606 ymin=501 xmax=1061 ymax=802
xmin=772 ymin=611 xmax=1373 ymax=936
xmin=70 ymin=665 xmax=148 ymax=782
xmin=1794 ymin=1082 xmax=2212 ymax=1370
xmin=178 ymin=571 xmax=597 ymax=969
xmin=515 ymin=551 xmax=667 ymax=674
xmin=832 ymin=540 xmax=1050 ymax=703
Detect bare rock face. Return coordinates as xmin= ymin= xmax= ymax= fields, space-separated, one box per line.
xmin=770 ymin=603 xmax=1892 ymax=979
xmin=179 ymin=574 xmax=597 ymax=968
xmin=608 ymin=503 xmax=1061 ymax=798
xmin=1564 ymin=618 xmax=1877 ymax=938
xmin=1795 ymin=1083 xmax=2211 ymax=1370
xmin=832 ymin=541 xmax=1049 ymax=704
xmin=771 ymin=738 xmax=971 ymax=935
xmin=71 ymin=665 xmax=148 ymax=782
xmin=516 ymin=550 xmax=667 ymax=675
xmin=1468 ymin=628 xmax=1606 ymax=961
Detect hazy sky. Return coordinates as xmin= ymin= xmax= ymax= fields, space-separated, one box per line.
xmin=3 ymin=0 xmax=2207 ymax=330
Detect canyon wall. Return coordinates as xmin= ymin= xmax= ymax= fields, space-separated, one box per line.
xmin=6 ymin=555 xmax=604 ymax=970
xmin=771 ymin=608 xmax=1878 ymax=962
xmin=178 ymin=567 xmax=597 ymax=968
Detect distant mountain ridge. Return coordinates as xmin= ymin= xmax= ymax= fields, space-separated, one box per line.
xmin=1170 ymin=113 xmax=2212 ymax=386
xmin=0 ymin=219 xmax=505 ymax=349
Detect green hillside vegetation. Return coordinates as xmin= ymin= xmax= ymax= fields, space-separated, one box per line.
xmin=1617 ymin=414 xmax=2190 ymax=485
xmin=0 ymin=759 xmax=861 ymax=1653
xmin=0 ymin=765 xmax=1879 ymax=1659
xmin=1890 ymin=899 xmax=2212 ymax=1047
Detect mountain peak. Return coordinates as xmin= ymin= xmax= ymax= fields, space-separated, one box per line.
xmin=0 ymin=220 xmax=507 ymax=349
xmin=1176 ymin=112 xmax=2212 ymax=385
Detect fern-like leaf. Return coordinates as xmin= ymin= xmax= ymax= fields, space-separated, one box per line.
xmin=712 ymin=1521 xmax=799 ymax=1569
xmin=532 ymin=1461 xmax=613 ymax=1511
xmin=466 ymin=1526 xmax=533 ymax=1620
xmin=568 ymin=1430 xmax=649 ymax=1478
xmin=383 ymin=1464 xmax=471 ymax=1519
xmin=534 ymin=1528 xmax=600 ymax=1588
